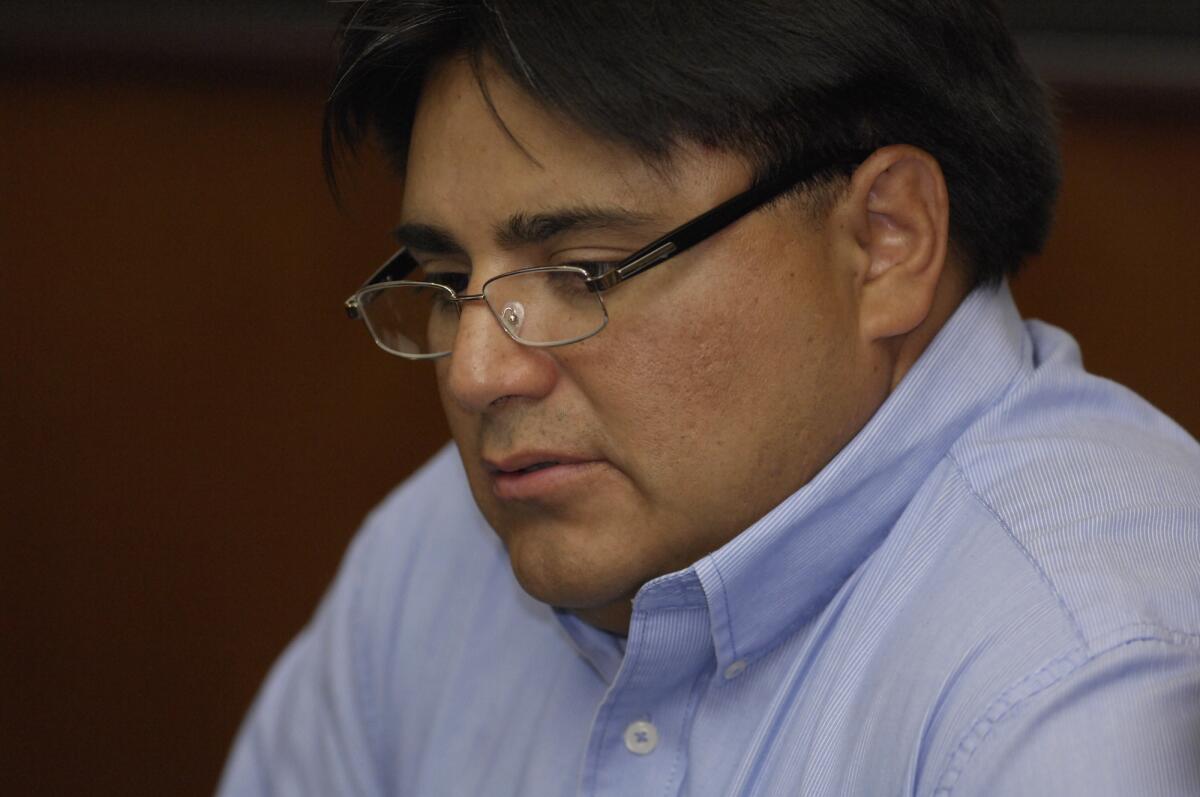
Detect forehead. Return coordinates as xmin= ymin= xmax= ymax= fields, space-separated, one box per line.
xmin=401 ymin=55 xmax=750 ymax=227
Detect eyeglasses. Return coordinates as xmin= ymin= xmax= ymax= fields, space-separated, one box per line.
xmin=345 ymin=153 xmax=864 ymax=359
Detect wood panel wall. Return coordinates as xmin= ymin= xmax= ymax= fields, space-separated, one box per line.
xmin=2 ymin=65 xmax=1197 ymax=795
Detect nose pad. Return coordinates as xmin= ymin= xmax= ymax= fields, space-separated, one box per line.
xmin=500 ymin=300 xmax=526 ymax=337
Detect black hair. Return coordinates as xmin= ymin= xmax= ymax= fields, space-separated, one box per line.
xmin=323 ymin=0 xmax=1061 ymax=286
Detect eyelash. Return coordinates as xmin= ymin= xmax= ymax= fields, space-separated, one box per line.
xmin=562 ymin=260 xmax=618 ymax=278
xmin=424 ymin=271 xmax=469 ymax=292
xmin=421 ymin=260 xmax=619 ymax=288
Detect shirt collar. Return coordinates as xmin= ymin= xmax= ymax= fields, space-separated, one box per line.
xmin=554 ymin=607 xmax=626 ymax=683
xmin=684 ymin=282 xmax=1031 ymax=673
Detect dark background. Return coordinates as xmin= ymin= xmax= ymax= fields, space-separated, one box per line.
xmin=3 ymin=3 xmax=1198 ymax=794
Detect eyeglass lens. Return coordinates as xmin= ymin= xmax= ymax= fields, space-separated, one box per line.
xmin=357 ymin=268 xmax=606 ymax=357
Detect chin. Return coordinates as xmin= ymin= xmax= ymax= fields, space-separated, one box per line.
xmin=500 ymin=516 xmax=645 ymax=611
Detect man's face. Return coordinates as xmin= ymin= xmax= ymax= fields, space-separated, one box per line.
xmin=401 ymin=57 xmax=875 ymax=630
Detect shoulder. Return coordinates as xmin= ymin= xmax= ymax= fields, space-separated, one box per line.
xmin=348 ymin=442 xmax=568 ymax=670
xmin=356 ymin=443 xmax=503 ymax=580
xmin=910 ymin=322 xmax=1200 ymax=794
xmin=947 ymin=318 xmax=1200 ymax=648
xmin=925 ymin=633 xmax=1200 ymax=796
xmin=217 ymin=445 xmax=556 ymax=795
xmin=345 ymin=443 xmax=516 ymax=641
xmin=363 ymin=441 xmax=482 ymax=546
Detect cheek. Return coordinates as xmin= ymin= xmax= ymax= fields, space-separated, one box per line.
xmin=434 ymin=365 xmax=491 ymax=500
xmin=579 ymin=296 xmax=773 ymax=477
xmin=434 ymin=364 xmax=468 ymax=441
xmin=574 ymin=248 xmax=855 ymax=496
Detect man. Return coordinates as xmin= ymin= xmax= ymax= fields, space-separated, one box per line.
xmin=220 ymin=1 xmax=1200 ymax=794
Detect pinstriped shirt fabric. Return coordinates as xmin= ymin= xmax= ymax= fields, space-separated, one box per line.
xmin=220 ymin=283 xmax=1200 ymax=796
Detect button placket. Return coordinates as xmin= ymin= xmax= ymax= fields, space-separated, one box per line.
xmin=578 ymin=578 xmax=712 ymax=795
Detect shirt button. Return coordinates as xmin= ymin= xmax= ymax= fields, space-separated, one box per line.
xmin=724 ymin=660 xmax=748 ymax=680
xmin=623 ymin=720 xmax=659 ymax=755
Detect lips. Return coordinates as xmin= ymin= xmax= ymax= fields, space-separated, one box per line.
xmin=485 ymin=452 xmax=590 ymax=475
xmin=512 ymin=461 xmax=558 ymax=474
xmin=484 ymin=452 xmax=604 ymax=501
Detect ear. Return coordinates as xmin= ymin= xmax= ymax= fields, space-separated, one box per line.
xmin=841 ymin=145 xmax=950 ymax=342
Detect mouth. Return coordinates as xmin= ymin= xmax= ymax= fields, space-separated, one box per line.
xmin=484 ymin=453 xmax=603 ymax=501
xmin=501 ymin=461 xmax=560 ymax=475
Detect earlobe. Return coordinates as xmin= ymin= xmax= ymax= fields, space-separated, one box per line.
xmin=850 ymin=145 xmax=950 ymax=342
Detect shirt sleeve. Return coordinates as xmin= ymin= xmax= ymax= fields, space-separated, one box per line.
xmin=216 ymin=524 xmax=387 ymax=797
xmin=934 ymin=637 xmax=1200 ymax=797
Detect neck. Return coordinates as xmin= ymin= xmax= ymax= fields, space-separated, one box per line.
xmin=574 ymin=599 xmax=634 ymax=636
xmin=889 ymin=266 xmax=972 ymax=391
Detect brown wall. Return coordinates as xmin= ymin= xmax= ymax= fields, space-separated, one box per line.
xmin=1 ymin=70 xmax=450 ymax=795
xmin=2 ymin=66 xmax=1197 ymax=794
xmin=1011 ymin=97 xmax=1200 ymax=431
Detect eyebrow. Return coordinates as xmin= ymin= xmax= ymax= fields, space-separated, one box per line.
xmin=391 ymin=204 xmax=659 ymax=254
xmin=390 ymin=223 xmax=465 ymax=255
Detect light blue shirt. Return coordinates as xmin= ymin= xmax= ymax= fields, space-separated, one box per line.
xmin=220 ymin=284 xmax=1200 ymax=796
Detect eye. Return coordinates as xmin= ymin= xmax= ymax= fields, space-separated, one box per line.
xmin=379 ymin=249 xmax=422 ymax=282
xmin=420 ymin=268 xmax=470 ymax=293
xmin=562 ymin=261 xmax=618 ymax=279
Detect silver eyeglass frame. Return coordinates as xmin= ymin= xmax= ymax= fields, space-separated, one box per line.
xmin=347 ymin=264 xmax=610 ymax=359
xmin=344 ymin=151 xmax=868 ymax=359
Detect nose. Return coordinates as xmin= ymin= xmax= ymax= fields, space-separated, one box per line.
xmin=441 ymin=298 xmax=558 ymax=413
